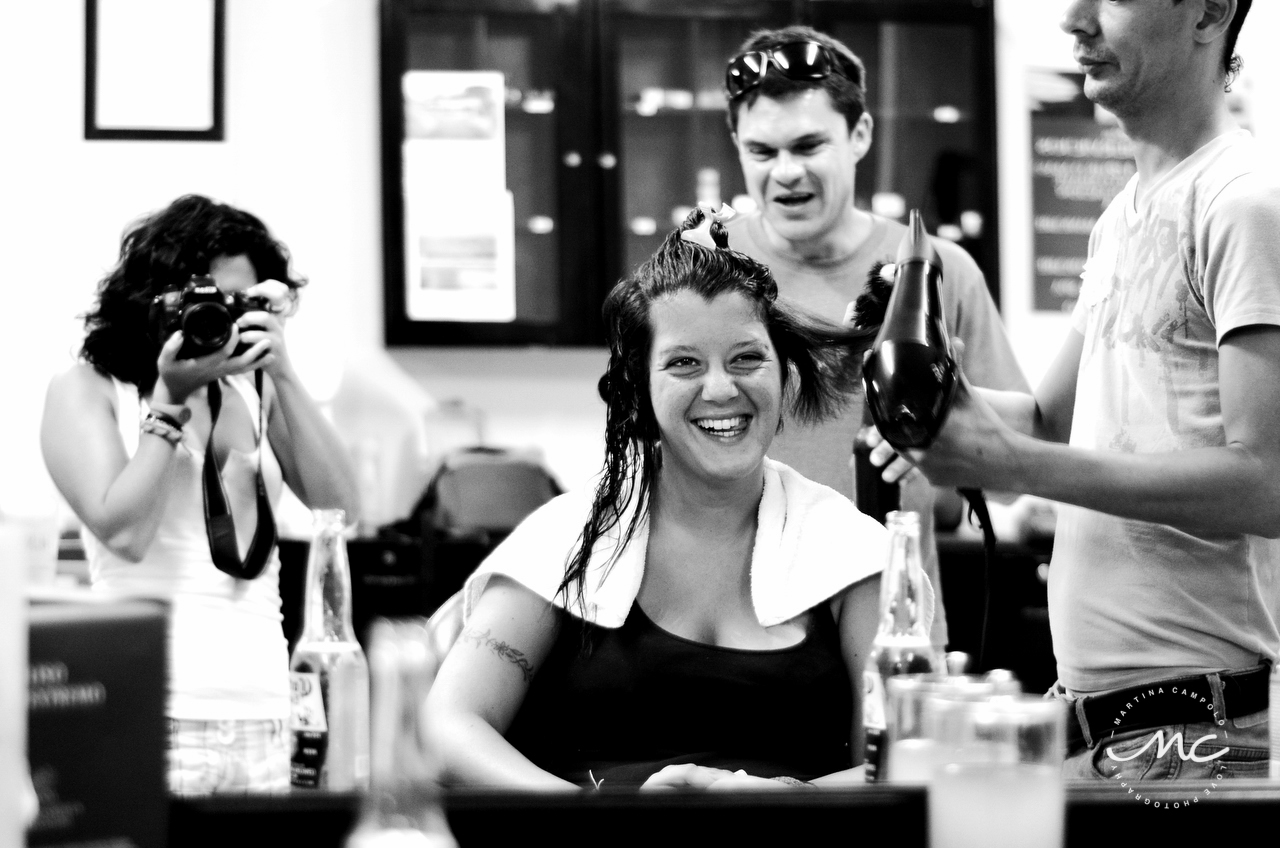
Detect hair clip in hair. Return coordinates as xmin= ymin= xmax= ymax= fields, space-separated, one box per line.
xmin=680 ymin=203 xmax=737 ymax=249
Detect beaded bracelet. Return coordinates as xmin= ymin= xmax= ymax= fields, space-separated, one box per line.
xmin=140 ymin=415 xmax=183 ymax=446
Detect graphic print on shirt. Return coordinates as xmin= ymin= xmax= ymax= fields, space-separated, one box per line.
xmin=1082 ymin=196 xmax=1221 ymax=455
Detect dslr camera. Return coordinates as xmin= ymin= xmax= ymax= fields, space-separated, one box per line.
xmin=150 ymin=275 xmax=269 ymax=359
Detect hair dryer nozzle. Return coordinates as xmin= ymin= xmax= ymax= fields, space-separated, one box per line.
xmin=860 ymin=209 xmax=958 ymax=450
xmin=896 ymin=209 xmax=940 ymax=269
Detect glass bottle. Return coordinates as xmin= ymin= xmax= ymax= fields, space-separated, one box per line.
xmin=290 ymin=508 xmax=370 ymax=790
xmin=346 ymin=619 xmax=457 ymax=847
xmin=863 ymin=510 xmax=937 ymax=782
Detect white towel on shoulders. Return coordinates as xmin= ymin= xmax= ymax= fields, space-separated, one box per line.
xmin=463 ymin=457 xmax=932 ymax=630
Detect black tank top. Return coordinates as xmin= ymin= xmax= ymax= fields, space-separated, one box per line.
xmin=505 ymin=600 xmax=853 ymax=787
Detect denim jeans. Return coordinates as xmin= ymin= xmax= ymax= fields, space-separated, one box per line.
xmin=1052 ymin=672 xmax=1270 ymax=782
xmin=167 ymin=718 xmax=290 ymax=796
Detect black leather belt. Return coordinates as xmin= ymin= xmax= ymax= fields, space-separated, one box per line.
xmin=1065 ymin=665 xmax=1271 ymax=753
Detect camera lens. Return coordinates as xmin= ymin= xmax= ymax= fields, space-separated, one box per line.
xmin=181 ymin=301 xmax=234 ymax=353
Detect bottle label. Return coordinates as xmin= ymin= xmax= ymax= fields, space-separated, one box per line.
xmin=291 ymin=730 xmax=328 ymax=788
xmin=290 ymin=670 xmax=329 ymax=788
xmin=863 ymin=669 xmax=887 ymax=731
xmin=290 ymin=671 xmax=327 ymax=731
xmin=863 ymin=669 xmax=887 ymax=783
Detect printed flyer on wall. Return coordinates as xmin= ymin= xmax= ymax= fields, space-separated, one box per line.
xmin=402 ymin=70 xmax=516 ymax=323
xmin=1027 ymin=70 xmax=1134 ymax=313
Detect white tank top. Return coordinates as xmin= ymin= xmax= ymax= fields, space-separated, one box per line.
xmin=83 ymin=375 xmax=291 ymax=720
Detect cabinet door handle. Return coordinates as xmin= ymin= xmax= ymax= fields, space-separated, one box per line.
xmin=596 ymin=152 xmax=617 ymax=170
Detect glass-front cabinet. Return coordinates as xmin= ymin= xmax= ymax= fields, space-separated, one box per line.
xmin=380 ymin=0 xmax=997 ymax=346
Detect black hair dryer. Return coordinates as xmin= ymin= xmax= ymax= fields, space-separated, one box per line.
xmin=861 ymin=211 xmax=998 ymax=668
xmin=861 ymin=209 xmax=958 ymax=451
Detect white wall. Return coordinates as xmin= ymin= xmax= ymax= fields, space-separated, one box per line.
xmin=0 ymin=0 xmax=385 ymax=516
xmin=0 ymin=0 xmax=608 ymax=522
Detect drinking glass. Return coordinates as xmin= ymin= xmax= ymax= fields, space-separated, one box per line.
xmin=0 ymin=513 xmax=61 ymax=587
xmin=928 ymin=696 xmax=1067 ymax=848
xmin=884 ymin=673 xmax=1020 ymax=783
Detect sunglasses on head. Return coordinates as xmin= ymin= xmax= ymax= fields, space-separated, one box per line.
xmin=724 ymin=40 xmax=845 ymax=101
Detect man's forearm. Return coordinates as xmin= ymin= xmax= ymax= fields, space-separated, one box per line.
xmin=998 ymin=435 xmax=1280 ymax=538
xmin=972 ymin=387 xmax=1044 ymax=439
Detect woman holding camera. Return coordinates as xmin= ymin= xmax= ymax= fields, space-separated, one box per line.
xmin=40 ymin=194 xmax=358 ymax=795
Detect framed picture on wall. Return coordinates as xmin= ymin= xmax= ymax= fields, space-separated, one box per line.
xmin=84 ymin=0 xmax=225 ymax=141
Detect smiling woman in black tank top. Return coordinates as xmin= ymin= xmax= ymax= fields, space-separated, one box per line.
xmin=424 ymin=207 xmax=889 ymax=790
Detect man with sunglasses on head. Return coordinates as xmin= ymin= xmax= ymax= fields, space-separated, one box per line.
xmin=722 ymin=26 xmax=1029 ymax=653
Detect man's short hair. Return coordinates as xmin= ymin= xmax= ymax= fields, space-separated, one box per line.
xmin=1177 ymin=0 xmax=1252 ymax=81
xmin=725 ymin=25 xmax=867 ymax=135
xmin=1224 ymin=0 xmax=1252 ymax=85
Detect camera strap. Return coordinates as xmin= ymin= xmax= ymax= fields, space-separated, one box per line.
xmin=202 ymin=373 xmax=277 ymax=580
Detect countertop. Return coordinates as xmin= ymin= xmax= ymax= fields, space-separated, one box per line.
xmin=172 ymin=779 xmax=1280 ymax=846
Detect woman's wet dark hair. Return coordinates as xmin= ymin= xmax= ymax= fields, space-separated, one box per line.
xmin=558 ymin=205 xmax=876 ymax=612
xmin=79 ymin=194 xmax=305 ymax=393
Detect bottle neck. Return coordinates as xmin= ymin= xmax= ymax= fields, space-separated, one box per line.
xmin=300 ymin=521 xmax=358 ymax=643
xmin=878 ymin=523 xmax=929 ymax=639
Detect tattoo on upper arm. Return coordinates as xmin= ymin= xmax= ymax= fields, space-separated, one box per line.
xmin=459 ymin=627 xmax=535 ymax=682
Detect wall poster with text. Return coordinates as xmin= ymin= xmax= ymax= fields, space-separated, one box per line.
xmin=1028 ymin=70 xmax=1134 ymax=313
xmin=402 ymin=71 xmax=516 ymax=323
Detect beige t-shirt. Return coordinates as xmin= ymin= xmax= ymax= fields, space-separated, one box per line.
xmin=724 ymin=212 xmax=1030 ymax=648
xmin=1052 ymin=130 xmax=1280 ymax=693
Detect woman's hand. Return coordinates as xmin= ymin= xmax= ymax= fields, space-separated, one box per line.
xmin=641 ymin=765 xmax=793 ymax=791
xmin=640 ymin=764 xmax=741 ymax=790
xmin=233 ymin=279 xmax=295 ymax=380
xmin=153 ymin=280 xmax=296 ymax=404
xmin=245 ymin=279 xmax=294 ymax=315
xmin=705 ymin=770 xmax=795 ymax=791
xmin=234 ymin=311 xmax=289 ymax=380
xmin=150 ymin=327 xmax=238 ymax=404
xmin=153 ymin=326 xmax=274 ymax=405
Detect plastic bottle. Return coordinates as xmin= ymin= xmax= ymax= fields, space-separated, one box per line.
xmin=290 ymin=508 xmax=370 ymax=790
xmin=864 ymin=510 xmax=937 ymax=782
xmin=346 ymin=619 xmax=457 ymax=848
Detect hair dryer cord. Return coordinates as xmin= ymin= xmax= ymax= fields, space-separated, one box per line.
xmin=959 ymin=487 xmax=996 ymax=670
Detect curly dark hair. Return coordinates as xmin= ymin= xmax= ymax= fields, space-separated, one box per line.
xmin=725 ymin=25 xmax=868 ymax=135
xmin=79 ymin=194 xmax=306 ymax=393
xmin=558 ymin=206 xmax=877 ymax=610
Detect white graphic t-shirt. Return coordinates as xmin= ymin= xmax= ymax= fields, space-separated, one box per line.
xmin=1051 ymin=130 xmax=1280 ymax=693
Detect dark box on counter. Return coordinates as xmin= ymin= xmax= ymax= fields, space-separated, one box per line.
xmin=27 ymin=595 xmax=168 ymax=848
